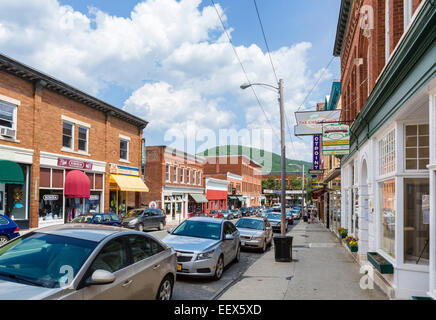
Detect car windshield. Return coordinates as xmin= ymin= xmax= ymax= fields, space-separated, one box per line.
xmin=235 ymin=219 xmax=264 ymax=230
xmin=125 ymin=209 xmax=142 ymax=218
xmin=172 ymin=220 xmax=222 ymax=240
xmin=0 ymin=232 xmax=98 ymax=288
xmin=71 ymin=215 xmax=93 ymax=223
xmin=267 ymin=214 xmax=281 ymax=220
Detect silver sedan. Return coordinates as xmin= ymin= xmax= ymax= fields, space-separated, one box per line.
xmin=235 ymin=217 xmax=273 ymax=252
xmin=163 ymin=217 xmax=240 ymax=280
xmin=0 ymin=224 xmax=176 ymax=300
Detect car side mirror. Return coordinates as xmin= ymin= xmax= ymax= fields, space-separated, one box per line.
xmin=167 ymin=228 xmax=173 ymax=234
xmin=86 ymin=269 xmax=116 ymax=286
xmin=225 ymin=234 xmax=234 ymax=240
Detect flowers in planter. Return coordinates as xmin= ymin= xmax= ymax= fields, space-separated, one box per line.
xmin=345 ymin=236 xmax=358 ymax=252
xmin=337 ymin=227 xmax=348 ymax=238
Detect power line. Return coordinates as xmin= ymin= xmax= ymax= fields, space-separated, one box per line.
xmin=210 ymin=0 xmax=281 ymax=141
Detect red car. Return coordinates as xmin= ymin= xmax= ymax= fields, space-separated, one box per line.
xmin=286 ymin=212 xmax=294 ymax=225
xmin=208 ymin=210 xmax=224 ymax=219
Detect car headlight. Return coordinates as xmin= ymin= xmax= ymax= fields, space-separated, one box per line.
xmin=128 ymin=218 xmax=138 ymax=225
xmin=196 ymin=250 xmax=215 ymax=260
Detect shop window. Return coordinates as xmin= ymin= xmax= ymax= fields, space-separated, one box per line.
xmin=380 ymin=179 xmax=396 ymax=258
xmin=62 ymin=121 xmax=74 ymax=150
xmin=39 ymin=190 xmax=63 ymax=222
xmin=85 ymin=192 xmax=101 ymax=214
xmin=78 ymin=126 xmax=88 ymax=152
xmin=120 ymin=138 xmax=129 ymax=161
xmin=379 ymin=129 xmax=396 ymax=175
xmin=404 ymin=178 xmax=429 ymax=265
xmin=405 ymin=124 xmax=429 ymax=170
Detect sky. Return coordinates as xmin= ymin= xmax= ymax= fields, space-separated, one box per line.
xmin=0 ymin=0 xmax=341 ymax=161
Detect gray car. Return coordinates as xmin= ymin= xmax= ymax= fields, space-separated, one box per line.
xmin=121 ymin=208 xmax=166 ymax=231
xmin=235 ymin=217 xmax=273 ymax=252
xmin=163 ymin=217 xmax=240 ymax=280
xmin=0 ymin=224 xmax=176 ymax=300
xmin=266 ymin=213 xmax=288 ymax=233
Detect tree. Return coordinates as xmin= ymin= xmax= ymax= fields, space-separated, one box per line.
xmin=262 ymin=176 xmax=276 ymax=192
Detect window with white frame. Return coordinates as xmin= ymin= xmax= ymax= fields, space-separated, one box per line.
xmin=78 ymin=126 xmax=88 ymax=152
xmin=62 ymin=121 xmax=74 ymax=150
xmin=0 ymin=100 xmax=17 ymax=138
xmin=173 ymin=165 xmax=178 ymax=183
xmin=198 ymin=171 xmax=201 ymax=185
xmin=379 ymin=129 xmax=396 ymax=175
xmin=193 ymin=170 xmax=197 ymax=185
xmin=403 ymin=0 xmax=413 ymax=29
xmin=405 ymin=124 xmax=429 ymax=170
xmin=187 ymin=168 xmax=191 ymax=184
xmin=120 ymin=138 xmax=129 ymax=161
xmin=180 ymin=167 xmax=184 ymax=183
xmin=166 ymin=163 xmax=171 ymax=182
xmin=380 ymin=178 xmax=396 ymax=258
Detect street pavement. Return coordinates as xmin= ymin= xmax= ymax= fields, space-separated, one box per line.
xmin=218 ymin=219 xmax=388 ymax=300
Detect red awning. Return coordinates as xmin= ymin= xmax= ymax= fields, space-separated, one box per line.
xmin=64 ymin=170 xmax=90 ymax=198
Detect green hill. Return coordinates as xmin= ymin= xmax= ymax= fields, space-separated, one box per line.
xmin=198 ymin=145 xmax=312 ymax=174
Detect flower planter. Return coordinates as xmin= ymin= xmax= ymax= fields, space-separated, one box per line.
xmin=367 ymin=252 xmax=394 ymax=274
xmin=340 ymin=233 xmax=347 ymax=238
xmin=347 ymin=243 xmax=358 ymax=252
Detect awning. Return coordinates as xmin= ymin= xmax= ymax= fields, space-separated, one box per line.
xmin=0 ymin=160 xmax=24 ymax=184
xmin=190 ymin=193 xmax=208 ymax=203
xmin=110 ymin=174 xmax=149 ymax=192
xmin=237 ymin=196 xmax=244 ymax=201
xmin=228 ymin=196 xmax=237 ymax=199
xmin=65 ymin=170 xmax=90 ymax=198
xmin=324 ymin=168 xmax=341 ymax=183
xmin=172 ymin=193 xmax=184 ymax=196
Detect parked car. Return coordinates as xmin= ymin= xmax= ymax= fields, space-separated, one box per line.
xmin=285 ymin=211 xmax=294 ymax=225
xmin=240 ymin=208 xmax=250 ymax=217
xmin=207 ymin=210 xmax=224 ymax=219
xmin=231 ymin=209 xmax=241 ymax=219
xmin=71 ymin=213 xmax=121 ymax=227
xmin=0 ymin=215 xmax=20 ymax=246
xmin=163 ymin=217 xmax=240 ymax=280
xmin=221 ymin=210 xmax=233 ymax=220
xmin=0 ymin=224 xmax=177 ymax=300
xmin=235 ymin=217 xmax=272 ymax=252
xmin=291 ymin=209 xmax=301 ymax=220
xmin=266 ymin=213 xmax=288 ymax=233
xmin=121 ymin=208 xmax=166 ymax=231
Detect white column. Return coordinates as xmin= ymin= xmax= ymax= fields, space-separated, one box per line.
xmin=428 ymin=92 xmax=436 ymax=298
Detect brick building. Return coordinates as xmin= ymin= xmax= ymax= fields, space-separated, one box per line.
xmin=203 ymin=155 xmax=262 ymax=207
xmin=204 ymin=172 xmax=244 ymax=210
xmin=333 ymin=0 xmax=435 ymax=298
xmin=142 ymin=146 xmax=206 ymax=223
xmin=0 ymin=53 xmax=148 ymax=229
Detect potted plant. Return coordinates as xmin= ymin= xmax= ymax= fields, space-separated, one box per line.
xmin=338 ymin=227 xmax=348 ymax=238
xmin=346 ymin=237 xmax=358 ymax=252
xmin=367 ymin=252 xmax=394 ymax=274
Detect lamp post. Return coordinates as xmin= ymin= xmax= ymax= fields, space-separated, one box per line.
xmin=240 ymin=79 xmax=287 ymax=236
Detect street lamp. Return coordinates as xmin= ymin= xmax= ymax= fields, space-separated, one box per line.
xmin=240 ymin=79 xmax=287 ymax=236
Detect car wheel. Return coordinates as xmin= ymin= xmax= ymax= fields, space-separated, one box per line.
xmin=260 ymin=240 xmax=267 ymax=253
xmin=156 ymin=275 xmax=173 ymax=300
xmin=138 ymin=223 xmax=144 ymax=232
xmin=0 ymin=235 xmax=9 ymax=246
xmin=214 ymin=255 xmax=224 ymax=280
xmin=234 ymin=244 xmax=241 ymax=263
xmin=158 ymin=222 xmax=164 ymax=231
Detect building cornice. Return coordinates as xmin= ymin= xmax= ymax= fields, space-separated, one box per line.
xmin=333 ymin=0 xmax=354 ymax=57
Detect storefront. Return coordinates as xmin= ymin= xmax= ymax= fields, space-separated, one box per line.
xmin=38 ymin=153 xmax=106 ymax=226
xmin=108 ymin=163 xmax=149 ymax=216
xmin=0 ymin=145 xmax=33 ymax=229
xmin=205 ymin=178 xmax=229 ymax=214
xmin=188 ymin=193 xmax=208 ymax=214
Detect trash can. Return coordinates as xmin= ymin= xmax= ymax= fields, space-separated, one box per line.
xmin=273 ymin=235 xmax=293 ymax=262
xmin=303 ymin=216 xmax=308 ymax=222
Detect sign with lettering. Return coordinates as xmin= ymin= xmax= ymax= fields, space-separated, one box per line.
xmin=313 ymin=135 xmax=321 ymax=170
xmin=110 ymin=163 xmax=140 ymax=177
xmin=43 ymin=194 xmax=59 ymax=201
xmin=294 ymin=110 xmax=341 ymax=136
xmin=57 ymin=157 xmax=92 ymax=170
xmin=322 ymin=123 xmax=350 ymax=155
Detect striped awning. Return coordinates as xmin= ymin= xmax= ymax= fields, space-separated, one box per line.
xmin=190 ymin=193 xmax=208 ymax=203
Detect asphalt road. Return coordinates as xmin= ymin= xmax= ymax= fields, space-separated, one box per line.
xmin=147 ymin=217 xmax=298 ymax=300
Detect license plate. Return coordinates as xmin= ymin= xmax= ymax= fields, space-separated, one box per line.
xmin=241 ymin=241 xmax=245 ymax=246
xmin=177 ymin=264 xmax=182 ymax=271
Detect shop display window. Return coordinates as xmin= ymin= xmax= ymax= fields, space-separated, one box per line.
xmin=380 ymin=179 xmax=396 ymax=258
xmin=405 ymin=124 xmax=429 ymax=170
xmin=39 ymin=190 xmax=63 ymax=222
xmin=404 ymin=178 xmax=429 ymax=265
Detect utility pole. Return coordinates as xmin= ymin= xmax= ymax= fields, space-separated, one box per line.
xmin=302 ymin=164 xmax=305 ymax=216
xmin=279 ymin=79 xmax=287 ymax=236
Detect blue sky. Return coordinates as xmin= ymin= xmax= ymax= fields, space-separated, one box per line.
xmin=0 ymin=0 xmax=341 ymax=161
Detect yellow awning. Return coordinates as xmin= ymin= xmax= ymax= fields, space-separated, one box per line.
xmin=109 ymin=174 xmax=149 ymax=192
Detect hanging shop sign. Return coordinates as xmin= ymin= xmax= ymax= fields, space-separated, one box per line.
xmin=308 ymin=169 xmax=324 ymax=174
xmin=57 ymin=157 xmax=93 ymax=170
xmin=312 ymin=180 xmax=324 ymax=188
xmin=109 ymin=163 xmax=140 ymax=177
xmin=294 ymin=110 xmax=341 ymax=136
xmin=43 ymin=194 xmax=59 ymax=201
xmin=313 ymin=135 xmax=321 ymax=170
xmin=322 ymin=123 xmax=350 ymax=155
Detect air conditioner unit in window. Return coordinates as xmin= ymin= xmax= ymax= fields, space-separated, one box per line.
xmin=0 ymin=127 xmax=16 ymax=138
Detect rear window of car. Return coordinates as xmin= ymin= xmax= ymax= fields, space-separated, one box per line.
xmin=0 ymin=216 xmax=9 ymax=225
xmin=110 ymin=214 xmax=120 ymax=222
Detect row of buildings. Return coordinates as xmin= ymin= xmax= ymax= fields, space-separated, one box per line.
xmin=314 ymin=0 xmax=435 ymax=299
xmin=0 ymin=53 xmax=263 ymax=231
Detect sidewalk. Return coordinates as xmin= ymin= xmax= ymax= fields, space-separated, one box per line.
xmin=219 ymin=220 xmax=388 ymax=300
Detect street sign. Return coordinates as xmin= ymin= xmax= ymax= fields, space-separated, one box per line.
xmin=322 ymin=123 xmax=350 ymax=155
xmin=294 ymin=110 xmax=341 ymax=136
xmin=313 ymin=135 xmax=321 ymax=170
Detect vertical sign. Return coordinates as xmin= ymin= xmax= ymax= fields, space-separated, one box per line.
xmin=313 ymin=135 xmax=321 ymax=170
xmin=141 ymin=138 xmax=146 ymax=179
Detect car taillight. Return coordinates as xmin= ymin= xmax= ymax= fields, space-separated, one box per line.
xmin=14 ymin=227 xmax=19 ymax=233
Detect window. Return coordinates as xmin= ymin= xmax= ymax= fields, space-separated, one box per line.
xmin=174 ymin=165 xmax=178 ymax=183
xmin=187 ymin=168 xmax=191 ymax=184
xmin=180 ymin=167 xmax=184 ymax=183
xmin=404 ymin=178 xmax=429 ymax=265
xmin=62 ymin=121 xmax=74 ymax=149
xmin=0 ymin=100 xmax=17 ymax=133
xmin=90 ymin=238 xmax=128 ymax=274
xmin=127 ymin=235 xmax=164 ymax=263
xmin=404 ymin=0 xmax=413 ymax=29
xmin=198 ymin=171 xmax=201 ymax=185
xmin=78 ymin=126 xmax=88 ymax=152
xmin=193 ymin=170 xmax=197 ymax=185
xmin=379 ymin=130 xmax=396 ymax=175
xmin=166 ymin=164 xmax=171 ymax=182
xmin=380 ymin=179 xmax=395 ymax=258
xmin=120 ymin=138 xmax=129 ymax=161
xmin=405 ymin=124 xmax=429 ymax=170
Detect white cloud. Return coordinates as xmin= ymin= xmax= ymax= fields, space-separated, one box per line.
xmin=0 ymin=0 xmax=332 ymax=161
